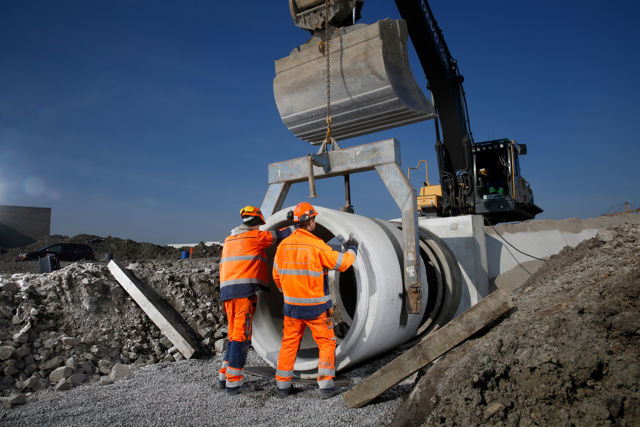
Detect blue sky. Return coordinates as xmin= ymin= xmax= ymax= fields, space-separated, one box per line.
xmin=1 ymin=1 xmax=639 ymax=245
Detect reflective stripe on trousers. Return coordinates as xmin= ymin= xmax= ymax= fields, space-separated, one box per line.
xmin=275 ymin=312 xmax=336 ymax=390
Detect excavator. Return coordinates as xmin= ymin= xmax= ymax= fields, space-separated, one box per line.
xmin=273 ymin=0 xmax=542 ymax=224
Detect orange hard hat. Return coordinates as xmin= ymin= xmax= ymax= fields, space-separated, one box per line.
xmin=240 ymin=205 xmax=265 ymax=225
xmin=291 ymin=202 xmax=318 ymax=223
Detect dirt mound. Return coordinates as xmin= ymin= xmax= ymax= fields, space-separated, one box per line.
xmin=0 ymin=235 xmax=222 ymax=274
xmin=392 ymin=222 xmax=640 ymax=426
xmin=0 ymin=257 xmax=224 ymax=396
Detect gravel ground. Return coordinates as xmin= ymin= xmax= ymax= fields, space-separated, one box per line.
xmin=0 ymin=350 xmax=406 ymax=426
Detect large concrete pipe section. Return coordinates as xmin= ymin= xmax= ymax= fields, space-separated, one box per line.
xmin=252 ymin=207 xmax=462 ymax=374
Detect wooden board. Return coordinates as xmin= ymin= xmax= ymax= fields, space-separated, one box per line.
xmin=342 ymin=290 xmax=515 ymax=408
xmin=108 ymin=260 xmax=202 ymax=359
xmin=245 ymin=366 xmax=351 ymax=387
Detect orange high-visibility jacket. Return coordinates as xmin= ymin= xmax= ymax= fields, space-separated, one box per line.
xmin=272 ymin=228 xmax=356 ymax=319
xmin=219 ymin=226 xmax=278 ymax=302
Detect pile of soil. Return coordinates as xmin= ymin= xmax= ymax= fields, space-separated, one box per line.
xmin=0 ymin=234 xmax=222 ymax=274
xmin=392 ymin=222 xmax=639 ymax=425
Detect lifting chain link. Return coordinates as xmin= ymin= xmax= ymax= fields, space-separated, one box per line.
xmin=320 ymin=0 xmax=339 ymax=152
xmin=324 ymin=0 xmax=332 ymax=142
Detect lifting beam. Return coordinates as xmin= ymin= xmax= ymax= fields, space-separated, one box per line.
xmin=260 ymin=138 xmax=423 ymax=313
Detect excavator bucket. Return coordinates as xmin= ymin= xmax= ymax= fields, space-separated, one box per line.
xmin=274 ymin=19 xmax=436 ymax=145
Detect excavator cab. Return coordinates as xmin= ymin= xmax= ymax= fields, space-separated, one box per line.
xmin=472 ymin=139 xmax=541 ymax=223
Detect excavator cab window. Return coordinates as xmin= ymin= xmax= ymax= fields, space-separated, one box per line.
xmin=473 ymin=140 xmax=513 ymax=201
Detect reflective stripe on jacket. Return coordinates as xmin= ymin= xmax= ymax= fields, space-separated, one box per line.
xmin=272 ymin=228 xmax=356 ymax=319
xmin=219 ymin=226 xmax=277 ymax=301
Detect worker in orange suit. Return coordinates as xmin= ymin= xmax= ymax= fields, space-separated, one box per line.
xmin=272 ymin=202 xmax=358 ymax=399
xmin=218 ymin=205 xmax=292 ymax=395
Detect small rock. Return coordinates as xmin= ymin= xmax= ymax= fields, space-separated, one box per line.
xmin=213 ymin=325 xmax=228 ymax=339
xmin=40 ymin=356 xmax=63 ymax=371
xmin=98 ymin=376 xmax=113 ymax=386
xmin=32 ymin=379 xmax=49 ymax=391
xmin=485 ymin=402 xmax=506 ymax=419
xmin=15 ymin=345 xmax=30 ymax=358
xmin=167 ymin=346 xmax=179 ymax=355
xmin=4 ymin=365 xmax=19 ymax=376
xmin=69 ymin=373 xmax=86 ymax=386
xmin=65 ymin=357 xmax=78 ymax=370
xmin=49 ymin=366 xmax=73 ymax=383
xmin=22 ymin=374 xmax=40 ymax=390
xmin=0 ymin=393 xmax=26 ymax=408
xmin=0 ymin=345 xmax=16 ymax=361
xmin=1 ymin=282 xmax=20 ymax=295
xmin=79 ymin=361 xmax=94 ymax=374
xmin=597 ymin=229 xmax=617 ymax=243
xmin=55 ymin=378 xmax=71 ymax=391
xmin=61 ymin=336 xmax=80 ymax=346
xmin=0 ymin=305 xmax=13 ymax=318
xmin=214 ymin=339 xmax=226 ymax=354
xmin=109 ymin=363 xmax=131 ymax=381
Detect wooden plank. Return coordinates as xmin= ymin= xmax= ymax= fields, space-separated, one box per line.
xmin=342 ymin=290 xmax=515 ymax=408
xmin=108 ymin=260 xmax=202 ymax=359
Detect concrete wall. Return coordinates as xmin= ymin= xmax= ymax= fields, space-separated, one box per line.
xmin=419 ymin=213 xmax=640 ymax=313
xmin=0 ymin=205 xmax=51 ymax=248
xmin=419 ymin=215 xmax=489 ymax=315
xmin=485 ymin=214 xmax=640 ymax=280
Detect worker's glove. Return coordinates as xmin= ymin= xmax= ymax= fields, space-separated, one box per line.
xmin=344 ymin=233 xmax=358 ymax=255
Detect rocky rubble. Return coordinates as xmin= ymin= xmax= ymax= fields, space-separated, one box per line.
xmin=0 ymin=256 xmax=224 ymax=404
xmin=392 ymin=222 xmax=640 ymax=426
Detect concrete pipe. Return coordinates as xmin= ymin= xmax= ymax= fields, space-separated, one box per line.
xmin=252 ymin=207 xmax=461 ymax=373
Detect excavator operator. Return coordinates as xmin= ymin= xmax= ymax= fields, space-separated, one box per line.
xmin=272 ymin=202 xmax=358 ymax=399
xmin=218 ymin=205 xmax=291 ymax=395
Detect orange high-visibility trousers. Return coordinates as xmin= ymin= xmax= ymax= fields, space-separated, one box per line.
xmin=218 ymin=296 xmax=256 ymax=388
xmin=275 ymin=312 xmax=336 ymax=390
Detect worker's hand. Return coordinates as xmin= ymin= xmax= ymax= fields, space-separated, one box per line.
xmin=345 ymin=233 xmax=358 ymax=254
xmin=327 ymin=308 xmax=334 ymax=317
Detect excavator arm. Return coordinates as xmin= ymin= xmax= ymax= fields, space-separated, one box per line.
xmin=395 ymin=0 xmax=475 ymax=216
xmin=275 ymin=0 xmax=541 ymax=222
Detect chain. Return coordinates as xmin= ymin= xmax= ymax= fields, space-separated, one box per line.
xmin=324 ymin=0 xmax=332 ymax=143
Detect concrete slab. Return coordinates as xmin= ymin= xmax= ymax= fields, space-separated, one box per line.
xmin=107 ymin=260 xmax=202 ymax=359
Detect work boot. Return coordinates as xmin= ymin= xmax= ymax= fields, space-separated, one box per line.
xmin=226 ymin=382 xmax=253 ymax=395
xmin=217 ymin=379 xmax=226 ymax=390
xmin=276 ymin=386 xmax=292 ymax=399
xmin=319 ymin=387 xmax=341 ymax=399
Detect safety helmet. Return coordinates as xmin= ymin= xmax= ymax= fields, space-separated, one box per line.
xmin=240 ymin=205 xmax=265 ymax=225
xmin=289 ymin=202 xmax=318 ymax=224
